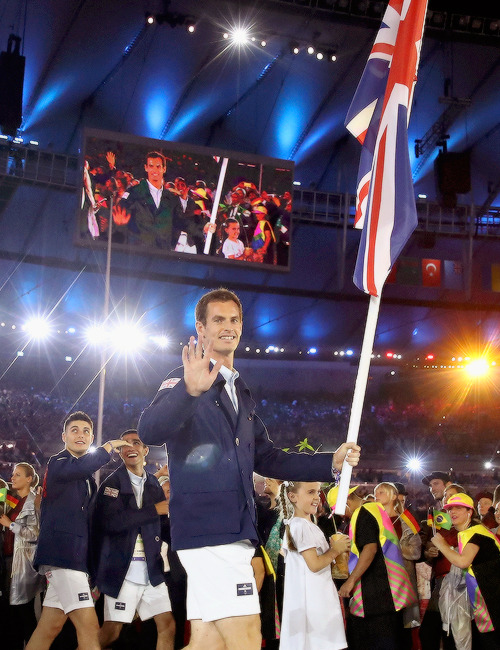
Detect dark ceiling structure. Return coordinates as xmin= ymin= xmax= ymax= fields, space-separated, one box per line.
xmin=1 ymin=0 xmax=500 ymax=375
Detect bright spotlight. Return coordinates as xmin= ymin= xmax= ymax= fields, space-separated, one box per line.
xmin=85 ymin=324 xmax=108 ymax=346
xmin=316 ymin=51 xmax=324 ymax=60
xmin=466 ymin=358 xmax=489 ymax=378
xmin=308 ymin=347 xmax=317 ymax=355
xmin=146 ymin=13 xmax=155 ymax=25
xmin=407 ymin=457 xmax=422 ymax=471
xmin=150 ymin=335 xmax=170 ymax=350
xmin=23 ymin=317 xmax=52 ymax=340
xmin=111 ymin=323 xmax=146 ymax=354
xmin=307 ymin=45 xmax=315 ymax=55
xmin=484 ymin=461 xmax=493 ymax=470
xmin=230 ymin=27 xmax=250 ymax=45
xmin=186 ymin=21 xmax=196 ymax=33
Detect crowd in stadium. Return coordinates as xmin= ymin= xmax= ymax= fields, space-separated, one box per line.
xmin=1 ymin=387 xmax=499 ymax=648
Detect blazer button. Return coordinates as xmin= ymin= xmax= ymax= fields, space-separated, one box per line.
xmin=155 ymin=536 xmax=160 ymax=542
xmin=215 ymin=400 xmax=220 ymax=407
xmin=247 ymin=415 xmax=253 ymax=420
xmin=235 ymin=437 xmax=240 ymax=446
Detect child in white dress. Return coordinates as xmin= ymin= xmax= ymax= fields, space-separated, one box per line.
xmin=279 ymin=481 xmax=349 ymax=650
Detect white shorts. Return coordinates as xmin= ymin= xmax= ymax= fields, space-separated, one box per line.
xmin=43 ymin=568 xmax=94 ymax=615
xmin=178 ymin=540 xmax=260 ymax=622
xmin=104 ymin=580 xmax=172 ymax=624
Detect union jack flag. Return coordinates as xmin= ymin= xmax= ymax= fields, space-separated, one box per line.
xmin=346 ymin=0 xmax=428 ymax=296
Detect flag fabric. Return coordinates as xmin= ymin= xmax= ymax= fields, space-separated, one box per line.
xmin=346 ymin=0 xmax=428 ymax=296
xmin=491 ymin=263 xmax=500 ymax=292
xmin=0 ymin=487 xmax=7 ymax=503
xmin=397 ymin=257 xmax=422 ymax=285
xmin=443 ymin=260 xmax=464 ymax=291
xmin=433 ymin=509 xmax=452 ymax=530
xmin=400 ymin=509 xmax=420 ymax=534
xmin=6 ymin=493 xmax=19 ymax=509
xmin=422 ymin=259 xmax=441 ymax=287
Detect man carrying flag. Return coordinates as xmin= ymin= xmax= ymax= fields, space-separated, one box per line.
xmin=138 ymin=288 xmax=361 ymax=650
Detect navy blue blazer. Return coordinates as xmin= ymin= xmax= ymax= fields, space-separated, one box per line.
xmin=34 ymin=447 xmax=111 ymax=573
xmin=92 ymin=464 xmax=166 ymax=598
xmin=138 ymin=368 xmax=335 ymax=551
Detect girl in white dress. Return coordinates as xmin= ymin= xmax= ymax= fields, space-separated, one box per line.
xmin=278 ymin=481 xmax=349 ymax=650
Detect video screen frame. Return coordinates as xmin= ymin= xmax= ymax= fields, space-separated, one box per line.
xmin=76 ymin=128 xmax=294 ymax=271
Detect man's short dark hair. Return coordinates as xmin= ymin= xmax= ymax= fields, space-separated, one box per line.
xmin=120 ymin=428 xmax=146 ymax=446
xmin=195 ymin=288 xmax=242 ymax=325
xmin=145 ymin=151 xmax=166 ymax=167
xmin=63 ymin=411 xmax=93 ymax=432
xmin=224 ymin=218 xmax=239 ymax=228
xmin=120 ymin=428 xmax=139 ymax=439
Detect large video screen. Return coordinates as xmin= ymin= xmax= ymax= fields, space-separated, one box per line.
xmin=76 ymin=128 xmax=294 ymax=270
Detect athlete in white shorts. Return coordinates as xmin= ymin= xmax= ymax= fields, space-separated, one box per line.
xmin=27 ymin=412 xmax=131 ymax=650
xmin=178 ymin=541 xmax=259 ymax=622
xmin=94 ymin=430 xmax=175 ymax=650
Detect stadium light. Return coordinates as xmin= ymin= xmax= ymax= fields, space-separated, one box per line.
xmin=465 ymin=358 xmax=489 ymax=378
xmin=85 ymin=324 xmax=108 ymax=346
xmin=23 ymin=316 xmax=52 ymax=340
xmin=110 ymin=322 xmax=146 ymax=354
xmin=229 ymin=27 xmax=250 ymax=45
xmin=407 ymin=457 xmax=422 ymax=472
xmin=150 ymin=335 xmax=170 ymax=350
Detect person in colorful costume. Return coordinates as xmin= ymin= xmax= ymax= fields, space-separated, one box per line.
xmin=251 ymin=204 xmax=275 ymax=264
xmin=338 ymin=500 xmax=416 ymax=650
xmin=431 ymin=493 xmax=500 ymax=649
xmin=374 ymin=482 xmax=421 ymax=646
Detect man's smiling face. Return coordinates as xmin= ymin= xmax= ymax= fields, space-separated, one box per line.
xmin=195 ymin=300 xmax=242 ymax=361
xmin=119 ymin=432 xmax=148 ymax=471
xmin=145 ymin=156 xmax=166 ymax=188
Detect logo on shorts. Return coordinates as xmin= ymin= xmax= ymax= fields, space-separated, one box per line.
xmin=236 ymin=583 xmax=253 ymax=596
xmin=115 ymin=602 xmax=126 ymax=610
xmin=78 ymin=592 xmax=90 ymax=602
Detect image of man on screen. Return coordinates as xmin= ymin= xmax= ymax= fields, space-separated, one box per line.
xmin=172 ymin=176 xmax=205 ymax=254
xmin=112 ymin=151 xmax=175 ymax=249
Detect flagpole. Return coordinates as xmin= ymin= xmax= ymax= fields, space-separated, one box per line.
xmin=335 ymin=293 xmax=381 ymax=516
xmin=203 ymin=157 xmax=229 ymax=255
xmin=95 ymin=196 xmax=113 ymax=485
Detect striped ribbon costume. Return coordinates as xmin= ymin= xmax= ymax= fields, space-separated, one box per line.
xmin=348 ymin=502 xmax=416 ymax=617
xmin=458 ymin=524 xmax=500 ymax=633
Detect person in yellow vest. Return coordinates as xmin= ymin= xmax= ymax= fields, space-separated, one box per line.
xmin=251 ymin=204 xmax=275 ymax=264
xmin=338 ymin=496 xmax=416 ymax=650
xmin=431 ymin=493 xmax=500 ymax=649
